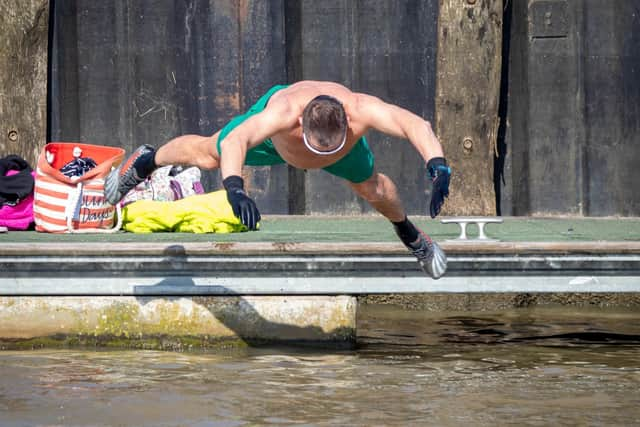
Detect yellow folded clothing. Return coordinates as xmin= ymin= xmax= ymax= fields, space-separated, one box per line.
xmin=122 ymin=190 xmax=248 ymax=233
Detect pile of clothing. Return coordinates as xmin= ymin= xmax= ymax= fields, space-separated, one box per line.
xmin=1 ymin=148 xmax=245 ymax=234
xmin=119 ymin=165 xmax=246 ymax=233
xmin=1 ymin=149 xmax=99 ymax=232
xmin=0 ymin=155 xmax=36 ymax=231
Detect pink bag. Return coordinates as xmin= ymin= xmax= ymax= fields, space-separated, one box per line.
xmin=0 ymin=170 xmax=36 ymax=230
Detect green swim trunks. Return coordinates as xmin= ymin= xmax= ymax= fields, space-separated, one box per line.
xmin=217 ymin=85 xmax=375 ymax=184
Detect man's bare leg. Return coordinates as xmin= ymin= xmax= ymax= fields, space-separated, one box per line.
xmin=154 ymin=132 xmax=221 ymax=170
xmin=105 ymin=132 xmax=221 ymax=205
xmin=349 ymin=172 xmax=406 ymax=222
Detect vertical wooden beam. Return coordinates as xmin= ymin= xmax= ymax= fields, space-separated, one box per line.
xmin=435 ymin=0 xmax=502 ymax=215
xmin=0 ymin=0 xmax=49 ymax=166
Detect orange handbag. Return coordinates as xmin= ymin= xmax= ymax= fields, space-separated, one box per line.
xmin=34 ymin=142 xmax=125 ymax=233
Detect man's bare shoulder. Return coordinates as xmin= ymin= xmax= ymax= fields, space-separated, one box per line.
xmin=257 ymin=90 xmax=300 ymax=129
xmin=276 ymin=81 xmax=355 ymax=104
xmin=347 ymin=92 xmax=388 ymax=122
xmin=288 ymin=80 xmax=352 ymax=92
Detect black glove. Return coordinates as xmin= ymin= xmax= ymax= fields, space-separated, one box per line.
xmin=223 ymin=175 xmax=261 ymax=230
xmin=427 ymin=157 xmax=451 ymax=218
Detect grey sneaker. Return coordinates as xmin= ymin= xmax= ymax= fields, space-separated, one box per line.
xmin=407 ymin=231 xmax=447 ymax=279
xmin=104 ymin=144 xmax=155 ymax=205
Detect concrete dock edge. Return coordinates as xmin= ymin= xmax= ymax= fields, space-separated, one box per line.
xmin=0 ymin=296 xmax=357 ymax=350
xmin=1 ymin=235 xmax=639 ymax=349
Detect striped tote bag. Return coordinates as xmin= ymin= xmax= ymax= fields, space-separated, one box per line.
xmin=34 ymin=142 xmax=125 ymax=233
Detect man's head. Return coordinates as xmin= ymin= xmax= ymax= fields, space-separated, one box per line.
xmin=301 ymin=95 xmax=348 ymax=155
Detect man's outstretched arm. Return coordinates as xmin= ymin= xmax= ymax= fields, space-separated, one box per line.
xmin=218 ymin=100 xmax=296 ymax=229
xmin=218 ymin=101 xmax=295 ymax=179
xmin=353 ymin=93 xmax=451 ymax=217
xmin=353 ymin=93 xmax=442 ymax=160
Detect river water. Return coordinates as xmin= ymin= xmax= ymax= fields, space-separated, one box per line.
xmin=1 ymin=305 xmax=639 ymax=426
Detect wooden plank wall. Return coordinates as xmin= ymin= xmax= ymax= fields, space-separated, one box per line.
xmin=0 ymin=0 xmax=49 ymax=167
xmin=7 ymin=0 xmax=640 ymax=217
xmin=13 ymin=1 xmax=508 ymax=216
xmin=49 ymin=1 xmax=289 ymax=213
xmin=49 ymin=0 xmax=444 ymax=215
xmin=503 ymin=0 xmax=640 ymax=217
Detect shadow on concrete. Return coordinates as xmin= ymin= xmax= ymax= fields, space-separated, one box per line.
xmin=132 ymin=275 xmax=355 ymax=349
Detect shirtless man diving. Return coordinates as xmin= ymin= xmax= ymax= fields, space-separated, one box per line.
xmin=105 ymin=80 xmax=451 ymax=278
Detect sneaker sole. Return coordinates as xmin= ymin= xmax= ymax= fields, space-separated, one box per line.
xmin=418 ymin=241 xmax=447 ymax=279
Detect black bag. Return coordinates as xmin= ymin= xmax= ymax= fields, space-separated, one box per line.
xmin=0 ymin=155 xmax=34 ymax=206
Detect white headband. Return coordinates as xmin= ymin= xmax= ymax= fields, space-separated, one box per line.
xmin=302 ymin=130 xmax=347 ymax=156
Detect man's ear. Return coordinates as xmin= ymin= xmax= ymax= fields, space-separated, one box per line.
xmin=298 ymin=116 xmax=303 ymax=126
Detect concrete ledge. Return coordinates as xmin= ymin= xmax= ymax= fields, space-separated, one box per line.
xmin=2 ymin=218 xmax=637 ymax=350
xmin=2 ymin=240 xmax=640 ymax=255
xmin=0 ymin=296 xmax=356 ymax=350
xmin=1 ymin=242 xmax=639 ymax=295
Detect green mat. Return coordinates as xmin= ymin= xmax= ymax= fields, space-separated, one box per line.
xmin=1 ymin=216 xmax=639 ymax=243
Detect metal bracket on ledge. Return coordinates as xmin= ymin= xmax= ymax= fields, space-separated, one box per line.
xmin=441 ymin=217 xmax=503 ymax=242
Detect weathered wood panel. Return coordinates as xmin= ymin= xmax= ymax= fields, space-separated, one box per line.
xmin=50 ymin=1 xmax=440 ymax=215
xmin=49 ymin=0 xmax=289 ymax=213
xmin=508 ymin=0 xmax=582 ymax=215
xmin=502 ymin=0 xmax=640 ymax=217
xmin=0 ymin=0 xmax=49 ymax=167
xmin=9 ymin=0 xmax=640 ymax=217
xmin=435 ymin=0 xmax=502 ymax=216
xmin=582 ymin=1 xmax=640 ymax=216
